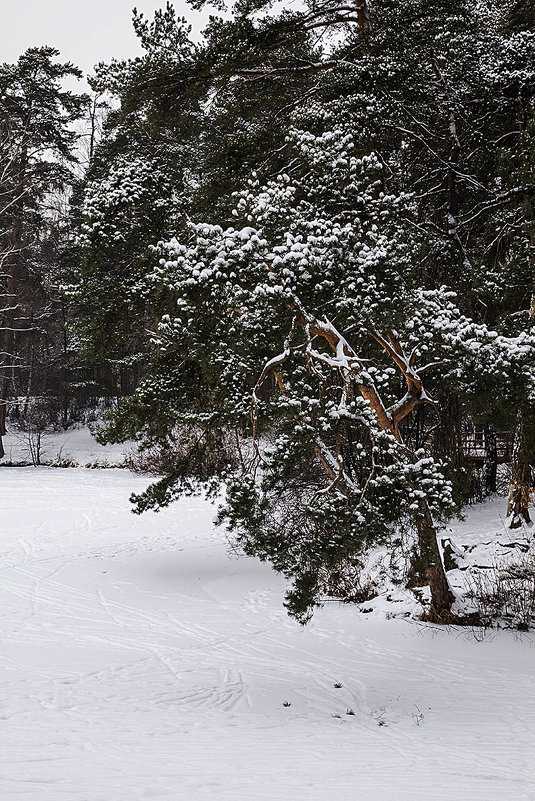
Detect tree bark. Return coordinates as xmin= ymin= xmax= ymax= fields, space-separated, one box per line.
xmin=508 ymin=414 xmax=535 ymax=528
xmin=415 ymin=500 xmax=456 ymax=621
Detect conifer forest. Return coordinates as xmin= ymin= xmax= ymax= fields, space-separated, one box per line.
xmin=1 ymin=2 xmax=535 ymax=799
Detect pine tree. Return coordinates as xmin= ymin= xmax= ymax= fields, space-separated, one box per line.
xmin=71 ymin=1 xmax=321 ymax=393
xmin=73 ymin=0 xmax=535 ymax=617
xmin=96 ymin=120 xmax=534 ymax=619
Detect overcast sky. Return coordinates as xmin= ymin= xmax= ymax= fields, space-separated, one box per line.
xmin=0 ymin=1 xmax=212 ymax=79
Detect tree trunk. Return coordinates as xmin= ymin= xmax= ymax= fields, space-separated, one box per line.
xmin=484 ymin=423 xmax=497 ymax=495
xmin=508 ymin=414 xmax=535 ymax=528
xmin=0 ymin=148 xmax=27 ymax=459
xmin=0 ymin=260 xmax=18 ymax=459
xmin=415 ymin=500 xmax=455 ymax=620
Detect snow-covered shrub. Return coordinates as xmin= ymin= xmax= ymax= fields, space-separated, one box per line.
xmin=466 ymin=549 xmax=535 ymax=630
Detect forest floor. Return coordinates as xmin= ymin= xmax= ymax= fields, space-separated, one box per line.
xmin=1 ymin=452 xmax=535 ymax=799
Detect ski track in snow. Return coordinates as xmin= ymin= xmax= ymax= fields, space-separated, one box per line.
xmin=1 ymin=468 xmax=534 ymax=800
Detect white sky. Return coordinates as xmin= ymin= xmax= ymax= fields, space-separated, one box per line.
xmin=0 ymin=0 xmax=213 ymax=79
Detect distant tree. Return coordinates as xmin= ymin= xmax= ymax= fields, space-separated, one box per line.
xmin=0 ymin=47 xmax=87 ymax=457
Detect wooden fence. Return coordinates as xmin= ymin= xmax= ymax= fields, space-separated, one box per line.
xmin=461 ymin=432 xmax=513 ymax=463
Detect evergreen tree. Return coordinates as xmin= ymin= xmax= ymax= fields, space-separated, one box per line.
xmin=73 ymin=0 xmax=535 ymax=617
xmin=128 ymin=114 xmax=535 ymax=615
xmin=72 ymin=1 xmax=322 ymax=394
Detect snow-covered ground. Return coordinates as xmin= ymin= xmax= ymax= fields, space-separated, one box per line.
xmin=1 ymin=466 xmax=535 ymax=800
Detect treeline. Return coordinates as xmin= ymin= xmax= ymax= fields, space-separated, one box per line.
xmin=0 ymin=49 xmax=136 ymax=457
xmin=2 ymin=1 xmax=535 ymax=621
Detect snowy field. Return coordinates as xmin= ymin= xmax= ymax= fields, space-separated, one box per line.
xmin=1 ymin=466 xmax=535 ymax=801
